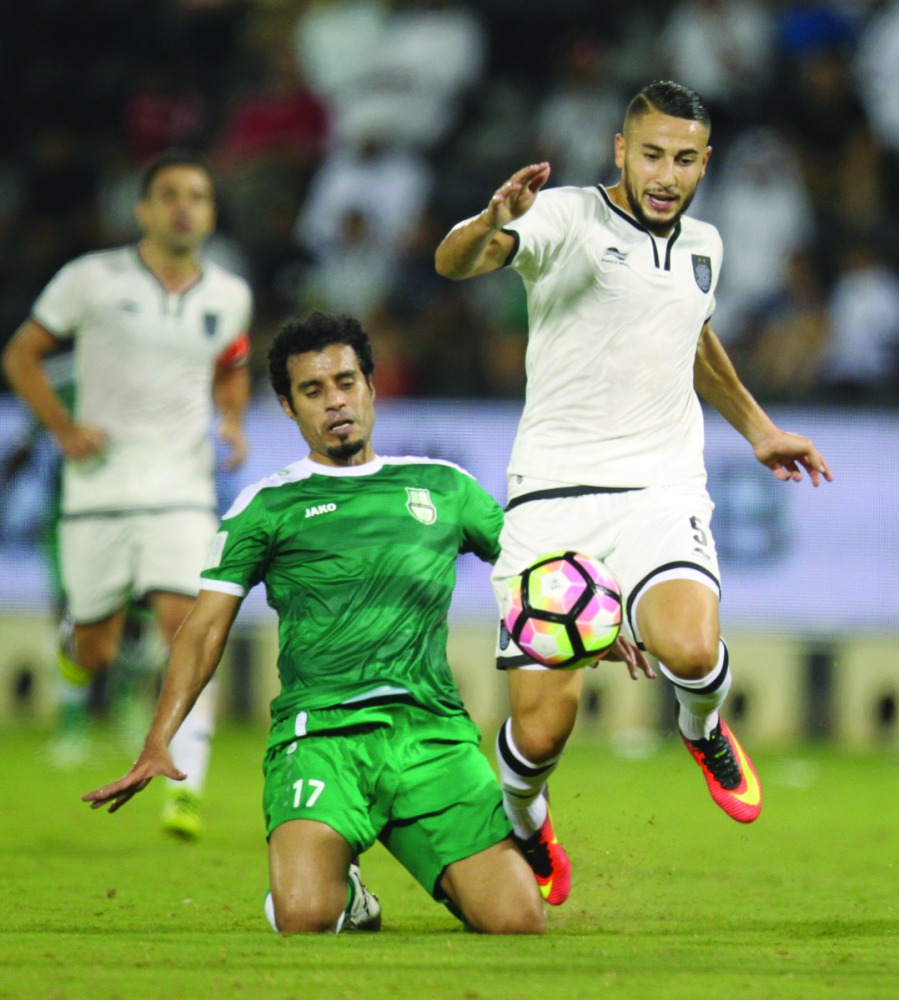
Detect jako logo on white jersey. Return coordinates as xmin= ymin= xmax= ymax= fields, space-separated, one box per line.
xmin=305 ymin=503 xmax=337 ymax=518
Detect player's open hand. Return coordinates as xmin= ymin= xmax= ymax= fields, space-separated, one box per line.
xmin=754 ymin=430 xmax=833 ymax=487
xmin=82 ymin=748 xmax=186 ymax=814
xmin=601 ymin=635 xmax=656 ymax=681
xmin=483 ymin=163 xmax=551 ymax=229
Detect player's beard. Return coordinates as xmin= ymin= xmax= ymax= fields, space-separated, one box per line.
xmin=623 ymin=174 xmax=699 ymax=236
xmin=326 ymin=438 xmax=366 ymax=461
xmin=160 ymin=232 xmax=204 ymax=259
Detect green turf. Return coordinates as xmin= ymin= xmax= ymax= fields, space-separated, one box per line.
xmin=1 ymin=722 xmax=896 ymax=1000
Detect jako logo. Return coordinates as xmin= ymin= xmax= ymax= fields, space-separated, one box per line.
xmin=305 ymin=503 xmax=337 ymax=518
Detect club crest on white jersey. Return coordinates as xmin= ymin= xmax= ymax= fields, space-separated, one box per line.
xmin=692 ymin=254 xmax=713 ymax=292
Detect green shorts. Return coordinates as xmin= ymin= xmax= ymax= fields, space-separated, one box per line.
xmin=262 ymin=702 xmax=511 ymax=899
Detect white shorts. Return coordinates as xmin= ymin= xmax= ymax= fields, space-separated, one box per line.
xmin=59 ymin=508 xmax=218 ymax=623
xmin=492 ymin=480 xmax=721 ymax=666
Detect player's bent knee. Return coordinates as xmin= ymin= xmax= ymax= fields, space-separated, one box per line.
xmin=472 ymin=895 xmax=546 ymax=935
xmin=272 ymin=894 xmax=344 ymax=934
xmin=656 ymin=637 xmax=720 ymax=681
xmin=467 ymin=908 xmax=546 ymax=935
xmin=512 ymin=720 xmax=572 ymax=763
xmin=446 ymin=841 xmax=547 ymax=935
xmin=497 ymin=900 xmax=546 ymax=935
xmin=512 ymin=705 xmax=577 ymax=762
xmin=275 ymin=910 xmax=338 ymax=934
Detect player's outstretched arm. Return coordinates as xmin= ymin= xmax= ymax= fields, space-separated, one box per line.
xmin=693 ymin=323 xmax=833 ymax=487
xmin=435 ymin=162 xmax=551 ymax=280
xmin=2 ymin=320 xmax=108 ymax=460
xmin=82 ymin=589 xmax=242 ymax=813
xmin=82 ymin=745 xmax=184 ymax=814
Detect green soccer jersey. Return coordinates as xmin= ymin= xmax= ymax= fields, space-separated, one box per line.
xmin=201 ymin=455 xmax=503 ymax=723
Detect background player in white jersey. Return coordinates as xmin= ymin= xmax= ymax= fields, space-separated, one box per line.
xmin=2 ymin=150 xmax=253 ymax=839
xmin=435 ymin=81 xmax=833 ymax=903
xmin=82 ymin=311 xmax=545 ymax=936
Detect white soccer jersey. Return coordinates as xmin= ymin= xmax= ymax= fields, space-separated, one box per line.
xmin=33 ymin=245 xmax=252 ymax=515
xmin=503 ymin=185 xmax=723 ymax=490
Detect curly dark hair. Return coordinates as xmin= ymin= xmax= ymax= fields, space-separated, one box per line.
xmin=624 ymin=81 xmax=711 ymax=136
xmin=267 ymin=311 xmax=376 ymax=402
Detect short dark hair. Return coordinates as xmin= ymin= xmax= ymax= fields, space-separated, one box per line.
xmin=138 ymin=149 xmax=213 ymax=199
xmin=268 ymin=311 xmax=376 ymax=401
xmin=624 ymin=81 xmax=711 ymax=136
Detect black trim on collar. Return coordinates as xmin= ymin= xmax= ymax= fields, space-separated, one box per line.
xmin=664 ymin=219 xmax=682 ymax=271
xmin=132 ymin=244 xmax=168 ymax=313
xmin=597 ymin=185 xmax=647 ymax=234
xmin=597 ymin=187 xmax=684 ymax=272
xmin=133 ymin=243 xmax=205 ymax=313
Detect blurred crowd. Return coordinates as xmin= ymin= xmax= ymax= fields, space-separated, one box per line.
xmin=1 ymin=0 xmax=898 ymax=404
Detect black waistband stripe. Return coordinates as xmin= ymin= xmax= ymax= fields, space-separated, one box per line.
xmin=506 ymin=483 xmax=642 ymax=511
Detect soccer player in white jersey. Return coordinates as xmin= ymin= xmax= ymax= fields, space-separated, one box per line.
xmin=435 ymin=80 xmax=833 ymax=904
xmin=2 ymin=149 xmax=253 ymax=839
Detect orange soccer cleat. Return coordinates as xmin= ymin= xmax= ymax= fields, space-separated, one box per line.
xmin=514 ymin=806 xmax=572 ymax=905
xmin=681 ymin=718 xmax=762 ymax=824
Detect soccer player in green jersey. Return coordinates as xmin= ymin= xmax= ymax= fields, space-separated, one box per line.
xmin=83 ymin=311 xmax=545 ymax=935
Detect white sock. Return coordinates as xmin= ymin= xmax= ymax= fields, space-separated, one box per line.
xmin=658 ymin=639 xmax=732 ymax=740
xmin=168 ymin=678 xmax=216 ymax=794
xmin=264 ymin=892 xmax=278 ymax=932
xmin=495 ymin=717 xmax=558 ymax=839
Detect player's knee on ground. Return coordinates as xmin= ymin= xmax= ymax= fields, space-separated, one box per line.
xmin=653 ymin=634 xmax=720 ymax=681
xmin=271 ymin=890 xmax=345 ymax=934
xmin=443 ymin=840 xmax=546 ymax=935
xmin=471 ymin=894 xmax=546 ymax=935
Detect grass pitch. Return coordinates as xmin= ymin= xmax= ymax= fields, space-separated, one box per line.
xmin=1 ymin=722 xmax=896 ymax=1000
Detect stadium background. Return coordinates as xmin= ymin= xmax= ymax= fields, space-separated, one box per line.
xmin=0 ymin=0 xmax=897 ymax=751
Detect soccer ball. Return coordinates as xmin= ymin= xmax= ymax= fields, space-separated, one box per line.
xmin=503 ymin=551 xmax=622 ymax=669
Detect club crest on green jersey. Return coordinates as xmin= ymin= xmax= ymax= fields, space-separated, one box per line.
xmin=406 ymin=487 xmax=437 ymax=525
